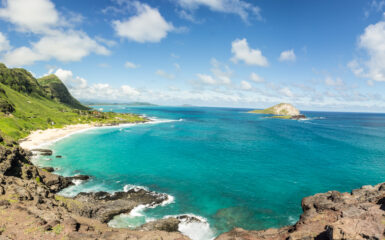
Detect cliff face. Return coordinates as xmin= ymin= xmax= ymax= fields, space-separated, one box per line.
xmin=216 ymin=183 xmax=385 ymax=240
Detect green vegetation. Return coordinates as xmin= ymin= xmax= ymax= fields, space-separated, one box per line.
xmin=248 ymin=103 xmax=290 ymax=115
xmin=35 ymin=176 xmax=40 ymax=183
xmin=52 ymin=224 xmax=63 ymax=234
xmin=248 ymin=103 xmax=301 ymax=119
xmin=0 ymin=63 xmax=147 ymax=142
xmin=38 ymin=74 xmax=89 ymax=110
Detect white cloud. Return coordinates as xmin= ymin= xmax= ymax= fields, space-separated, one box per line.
xmin=279 ymin=87 xmax=294 ymax=97
xmin=156 ymin=69 xmax=175 ymax=80
xmin=279 ymin=49 xmax=296 ymax=62
xmin=196 ymin=58 xmax=233 ymax=86
xmin=113 ymin=2 xmax=175 ymax=43
xmin=0 ymin=0 xmax=59 ymax=33
xmin=2 ymin=30 xmax=109 ymax=66
xmin=125 ymin=61 xmax=140 ymax=69
xmin=240 ymin=80 xmax=252 ymax=90
xmin=55 ymin=68 xmax=87 ymax=89
xmin=0 ymin=32 xmax=10 ymax=52
xmin=325 ymin=76 xmax=344 ymax=87
xmin=231 ymin=38 xmax=268 ymax=66
xmin=176 ymin=0 xmax=262 ymax=23
xmin=0 ymin=0 xmax=110 ymax=67
xmin=50 ymin=68 xmax=140 ymax=100
xmin=121 ymin=85 xmax=140 ymax=96
xmin=349 ymin=20 xmax=385 ymax=82
xmin=197 ymin=73 xmax=216 ymax=85
xmin=250 ymin=72 xmax=264 ymax=83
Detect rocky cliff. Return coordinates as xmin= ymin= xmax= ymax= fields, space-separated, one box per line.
xmin=0 ymin=145 xmax=189 ymax=239
xmin=216 ymin=183 xmax=385 ymax=240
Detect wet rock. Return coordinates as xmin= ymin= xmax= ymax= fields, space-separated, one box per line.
xmin=137 ymin=217 xmax=180 ymax=232
xmin=68 ymin=175 xmax=90 ymax=181
xmin=65 ymin=189 xmax=170 ymax=223
xmin=216 ymin=182 xmax=385 ymax=240
xmin=42 ymin=167 xmax=55 ymax=172
xmin=32 ymin=149 xmax=53 ymax=156
xmin=291 ymin=114 xmax=307 ymax=120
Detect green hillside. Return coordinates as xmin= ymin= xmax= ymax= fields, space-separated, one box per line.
xmin=0 ymin=64 xmax=146 ymax=143
xmin=38 ymin=74 xmax=89 ymax=110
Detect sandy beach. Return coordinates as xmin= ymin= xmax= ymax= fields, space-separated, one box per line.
xmin=19 ymin=124 xmax=96 ymax=150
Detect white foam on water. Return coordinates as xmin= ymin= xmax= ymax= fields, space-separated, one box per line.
xmin=72 ymin=179 xmax=83 ymax=186
xmin=162 ymin=214 xmax=215 ymax=240
xmin=123 ymin=184 xmax=149 ymax=192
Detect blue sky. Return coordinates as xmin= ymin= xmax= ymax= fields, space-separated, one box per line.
xmin=0 ymin=0 xmax=385 ymax=112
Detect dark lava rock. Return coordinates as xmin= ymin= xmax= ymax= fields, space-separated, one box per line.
xmin=68 ymin=175 xmax=90 ymax=181
xmin=67 ymin=189 xmax=170 ymax=223
xmin=137 ymin=217 xmax=180 ymax=232
xmin=42 ymin=167 xmax=55 ymax=172
xmin=291 ymin=114 xmax=307 ymax=120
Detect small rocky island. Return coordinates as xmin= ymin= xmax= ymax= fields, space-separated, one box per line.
xmin=249 ymin=103 xmax=306 ymax=120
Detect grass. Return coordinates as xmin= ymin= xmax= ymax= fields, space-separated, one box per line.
xmin=0 ymin=82 xmax=146 ymax=141
xmin=52 ymin=224 xmax=63 ymax=235
xmin=0 ymin=64 xmax=147 ymax=142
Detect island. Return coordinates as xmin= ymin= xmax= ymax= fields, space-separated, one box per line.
xmin=248 ymin=103 xmax=306 ymax=120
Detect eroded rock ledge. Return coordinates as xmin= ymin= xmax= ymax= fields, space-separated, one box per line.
xmin=0 ymin=145 xmax=188 ymax=239
xmin=2 ymin=144 xmax=385 ymax=240
xmin=216 ymin=183 xmax=385 ymax=240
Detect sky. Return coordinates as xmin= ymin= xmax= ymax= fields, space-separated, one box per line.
xmin=0 ymin=0 xmax=385 ymax=112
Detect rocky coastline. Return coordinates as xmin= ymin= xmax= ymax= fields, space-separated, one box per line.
xmin=1 ymin=142 xmax=385 ymax=239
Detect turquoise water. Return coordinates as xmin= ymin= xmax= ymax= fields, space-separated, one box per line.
xmin=36 ymin=106 xmax=385 ymax=238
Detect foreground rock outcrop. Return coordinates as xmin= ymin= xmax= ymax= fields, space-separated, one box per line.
xmin=0 ymin=145 xmax=189 ymax=239
xmin=2 ymin=143 xmax=385 ymax=240
xmin=216 ymin=183 xmax=385 ymax=240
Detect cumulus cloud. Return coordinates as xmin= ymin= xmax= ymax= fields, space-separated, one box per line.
xmin=0 ymin=0 xmax=109 ymax=67
xmin=279 ymin=49 xmax=296 ymax=62
xmin=0 ymin=0 xmax=59 ymax=33
xmin=279 ymin=87 xmax=294 ymax=97
xmin=176 ymin=0 xmax=262 ymax=23
xmin=113 ymin=1 xmax=175 ymax=43
xmin=231 ymin=38 xmax=268 ymax=66
xmin=54 ymin=68 xmax=88 ymax=89
xmin=2 ymin=30 xmax=109 ymax=67
xmin=0 ymin=33 xmax=10 ymax=52
xmin=156 ymin=70 xmax=175 ymax=80
xmin=325 ymin=76 xmax=344 ymax=87
xmin=49 ymin=68 xmax=140 ymax=100
xmin=125 ymin=61 xmax=140 ymax=69
xmin=349 ymin=20 xmax=385 ymax=82
xmin=250 ymin=72 xmax=264 ymax=83
xmin=195 ymin=58 xmax=233 ymax=86
xmin=240 ymin=80 xmax=252 ymax=90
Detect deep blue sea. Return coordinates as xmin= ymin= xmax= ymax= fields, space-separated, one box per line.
xmin=35 ymin=106 xmax=385 ymax=239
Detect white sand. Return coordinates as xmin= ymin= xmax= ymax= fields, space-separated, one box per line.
xmin=19 ymin=124 xmax=96 ymax=150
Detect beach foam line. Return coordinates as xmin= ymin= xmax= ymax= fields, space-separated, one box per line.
xmin=23 ymin=117 xmax=184 ymax=151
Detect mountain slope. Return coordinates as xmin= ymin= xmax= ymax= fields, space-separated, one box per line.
xmin=0 ymin=64 xmax=146 ymax=142
xmin=38 ymin=74 xmax=89 ymax=110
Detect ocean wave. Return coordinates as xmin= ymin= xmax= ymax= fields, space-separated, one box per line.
xmin=162 ymin=214 xmax=215 ymax=240
xmin=123 ymin=184 xmax=149 ymax=192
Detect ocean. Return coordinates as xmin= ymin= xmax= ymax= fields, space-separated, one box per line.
xmin=35 ymin=106 xmax=385 ymax=239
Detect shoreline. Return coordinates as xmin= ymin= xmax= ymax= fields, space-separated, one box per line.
xmin=17 ymin=118 xmax=210 ymax=240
